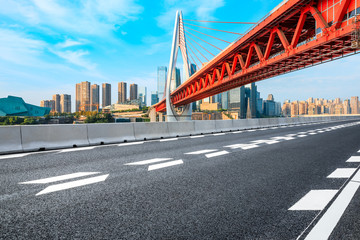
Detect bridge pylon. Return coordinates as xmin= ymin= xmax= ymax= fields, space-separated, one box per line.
xmin=165 ymin=10 xmax=192 ymax=122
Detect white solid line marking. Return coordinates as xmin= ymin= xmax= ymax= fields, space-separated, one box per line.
xmin=185 ymin=149 xmax=218 ymax=155
xmin=118 ymin=142 xmax=144 ymax=147
xmin=327 ymin=168 xmax=357 ymax=178
xmin=36 ymin=174 xmax=109 ymax=196
xmin=19 ymin=172 xmax=100 ymax=184
xmin=160 ymin=138 xmax=178 ymax=142
xmin=232 ymin=130 xmax=244 ymax=133
xmin=247 ymin=129 xmax=256 ymax=132
xmin=125 ymin=158 xmax=173 ymax=166
xmin=148 ymin=160 xmax=183 ymax=171
xmin=289 ymin=190 xmax=338 ymax=211
xmin=346 ymin=156 xmax=360 ymax=162
xmin=259 ymin=128 xmax=267 ymax=131
xmin=0 ymin=153 xmax=32 ymax=160
xmin=270 ymin=127 xmax=279 ymax=129
xmin=205 ymin=151 xmax=229 ymax=158
xmin=213 ymin=133 xmax=226 ymax=136
xmin=304 ymin=170 xmax=360 ymax=240
xmin=224 ymin=143 xmax=259 ymax=150
xmin=190 ymin=135 xmax=205 ymax=138
xmin=59 ymin=147 xmax=95 ymax=153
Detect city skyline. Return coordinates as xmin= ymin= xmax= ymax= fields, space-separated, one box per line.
xmin=0 ymin=0 xmax=359 ymax=111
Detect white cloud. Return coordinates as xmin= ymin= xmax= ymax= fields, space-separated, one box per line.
xmin=0 ymin=0 xmax=143 ymax=37
xmin=56 ymin=39 xmax=87 ymax=48
xmin=51 ymin=49 xmax=96 ymax=71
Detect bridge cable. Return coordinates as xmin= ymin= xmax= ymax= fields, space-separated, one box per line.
xmin=184 ymin=35 xmax=210 ymax=62
xmin=183 ymin=22 xmax=244 ymax=35
xmin=187 ymin=44 xmax=203 ymax=65
xmin=183 ymin=19 xmax=257 ymax=24
xmin=182 ymin=45 xmax=200 ymax=72
xmin=185 ymin=26 xmax=231 ymax=43
xmin=185 ymin=34 xmax=216 ymax=57
xmin=184 ymin=30 xmax=222 ymax=51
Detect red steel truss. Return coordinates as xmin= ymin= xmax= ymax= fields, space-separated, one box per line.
xmin=155 ymin=0 xmax=360 ymax=112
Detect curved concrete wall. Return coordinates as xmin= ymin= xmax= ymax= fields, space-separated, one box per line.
xmin=0 ymin=116 xmax=359 ymax=154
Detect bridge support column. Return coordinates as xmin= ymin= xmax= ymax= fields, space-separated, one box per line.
xmin=165 ymin=10 xmax=192 ymax=122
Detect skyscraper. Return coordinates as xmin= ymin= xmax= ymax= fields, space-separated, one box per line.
xmin=157 ymin=66 xmax=167 ymax=100
xmin=91 ymin=84 xmax=100 ymax=111
xmin=151 ymin=91 xmax=159 ymax=105
xmin=76 ymin=83 xmax=81 ymax=112
xmin=138 ymin=86 xmax=147 ymax=107
xmin=76 ymin=81 xmax=90 ymax=111
xmin=130 ymin=83 xmax=138 ymax=101
xmin=171 ymin=67 xmax=181 ymax=91
xmin=118 ymin=82 xmax=127 ymax=103
xmin=350 ymin=96 xmax=359 ymax=114
xmin=52 ymin=94 xmax=60 ymax=113
xmin=60 ymin=94 xmax=71 ymax=113
xmin=102 ymin=83 xmax=111 ymax=108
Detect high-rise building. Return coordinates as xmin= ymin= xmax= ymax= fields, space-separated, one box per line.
xmin=60 ymin=94 xmax=71 ymax=113
xmin=76 ymin=81 xmax=91 ymax=111
xmin=40 ymin=100 xmax=55 ymax=112
xmin=350 ymin=96 xmax=359 ymax=114
xmin=102 ymin=83 xmax=111 ymax=108
xmin=52 ymin=94 xmax=60 ymax=113
xmin=190 ymin=63 xmax=197 ymax=75
xmin=221 ymin=92 xmax=228 ymax=110
xmin=76 ymin=83 xmax=81 ymax=112
xmin=118 ymin=82 xmax=127 ymax=103
xmin=157 ymin=66 xmax=167 ymax=100
xmin=171 ymin=67 xmax=181 ymax=91
xmin=228 ymin=83 xmax=258 ymax=119
xmin=130 ymin=83 xmax=138 ymax=101
xmin=138 ymin=86 xmax=147 ymax=107
xmin=151 ymin=91 xmax=159 ymax=105
xmin=91 ymin=84 xmax=100 ymax=111
xmin=344 ymin=99 xmax=351 ymax=114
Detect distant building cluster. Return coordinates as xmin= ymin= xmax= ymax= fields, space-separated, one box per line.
xmin=282 ymin=96 xmax=360 ymax=117
xmin=41 ymin=94 xmax=71 ymax=113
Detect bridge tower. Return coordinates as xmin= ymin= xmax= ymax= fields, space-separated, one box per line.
xmin=165 ymin=11 xmax=192 ymax=122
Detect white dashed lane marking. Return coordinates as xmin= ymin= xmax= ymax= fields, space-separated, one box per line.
xmin=185 ymin=149 xmax=218 ymax=155
xmin=251 ymin=139 xmax=279 ymax=145
xmin=327 ymin=168 xmax=357 ymax=178
xmin=346 ymin=156 xmax=360 ymax=162
xmin=58 ymin=146 xmax=96 ymax=153
xmin=205 ymin=151 xmax=229 ymax=158
xmin=118 ymin=142 xmax=144 ymax=147
xmin=160 ymin=138 xmax=178 ymax=142
xmin=297 ymin=135 xmax=307 ymax=138
xmin=213 ymin=133 xmax=226 ymax=136
xmin=125 ymin=158 xmax=172 ymax=166
xmin=224 ymin=143 xmax=259 ymax=150
xmin=289 ymin=190 xmax=338 ymax=211
xmin=148 ymin=160 xmax=183 ymax=171
xmin=190 ymin=135 xmax=205 ymax=139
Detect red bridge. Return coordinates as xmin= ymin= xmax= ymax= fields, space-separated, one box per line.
xmin=154 ymin=0 xmax=360 ymax=112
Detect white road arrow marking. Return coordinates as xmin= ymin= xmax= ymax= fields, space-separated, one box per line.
xmin=19 ymin=172 xmax=100 ymax=184
xmin=36 ymin=174 xmax=109 ymax=196
xmin=224 ymin=143 xmax=259 ymax=150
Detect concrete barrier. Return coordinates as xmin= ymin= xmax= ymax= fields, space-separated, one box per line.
xmin=133 ymin=122 xmax=169 ymax=140
xmin=87 ymin=123 xmax=135 ymax=145
xmin=21 ymin=125 xmax=89 ymax=151
xmin=0 ymin=126 xmax=23 ymax=154
xmin=194 ymin=120 xmax=216 ymax=134
xmin=233 ymin=119 xmax=260 ymax=130
xmin=167 ymin=121 xmax=195 ymax=137
xmin=215 ymin=120 xmax=234 ymax=132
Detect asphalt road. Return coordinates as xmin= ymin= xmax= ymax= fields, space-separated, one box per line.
xmin=1 ymin=120 xmax=360 ymax=239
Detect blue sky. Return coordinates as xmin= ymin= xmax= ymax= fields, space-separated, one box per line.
xmin=0 ymin=0 xmax=359 ymax=109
